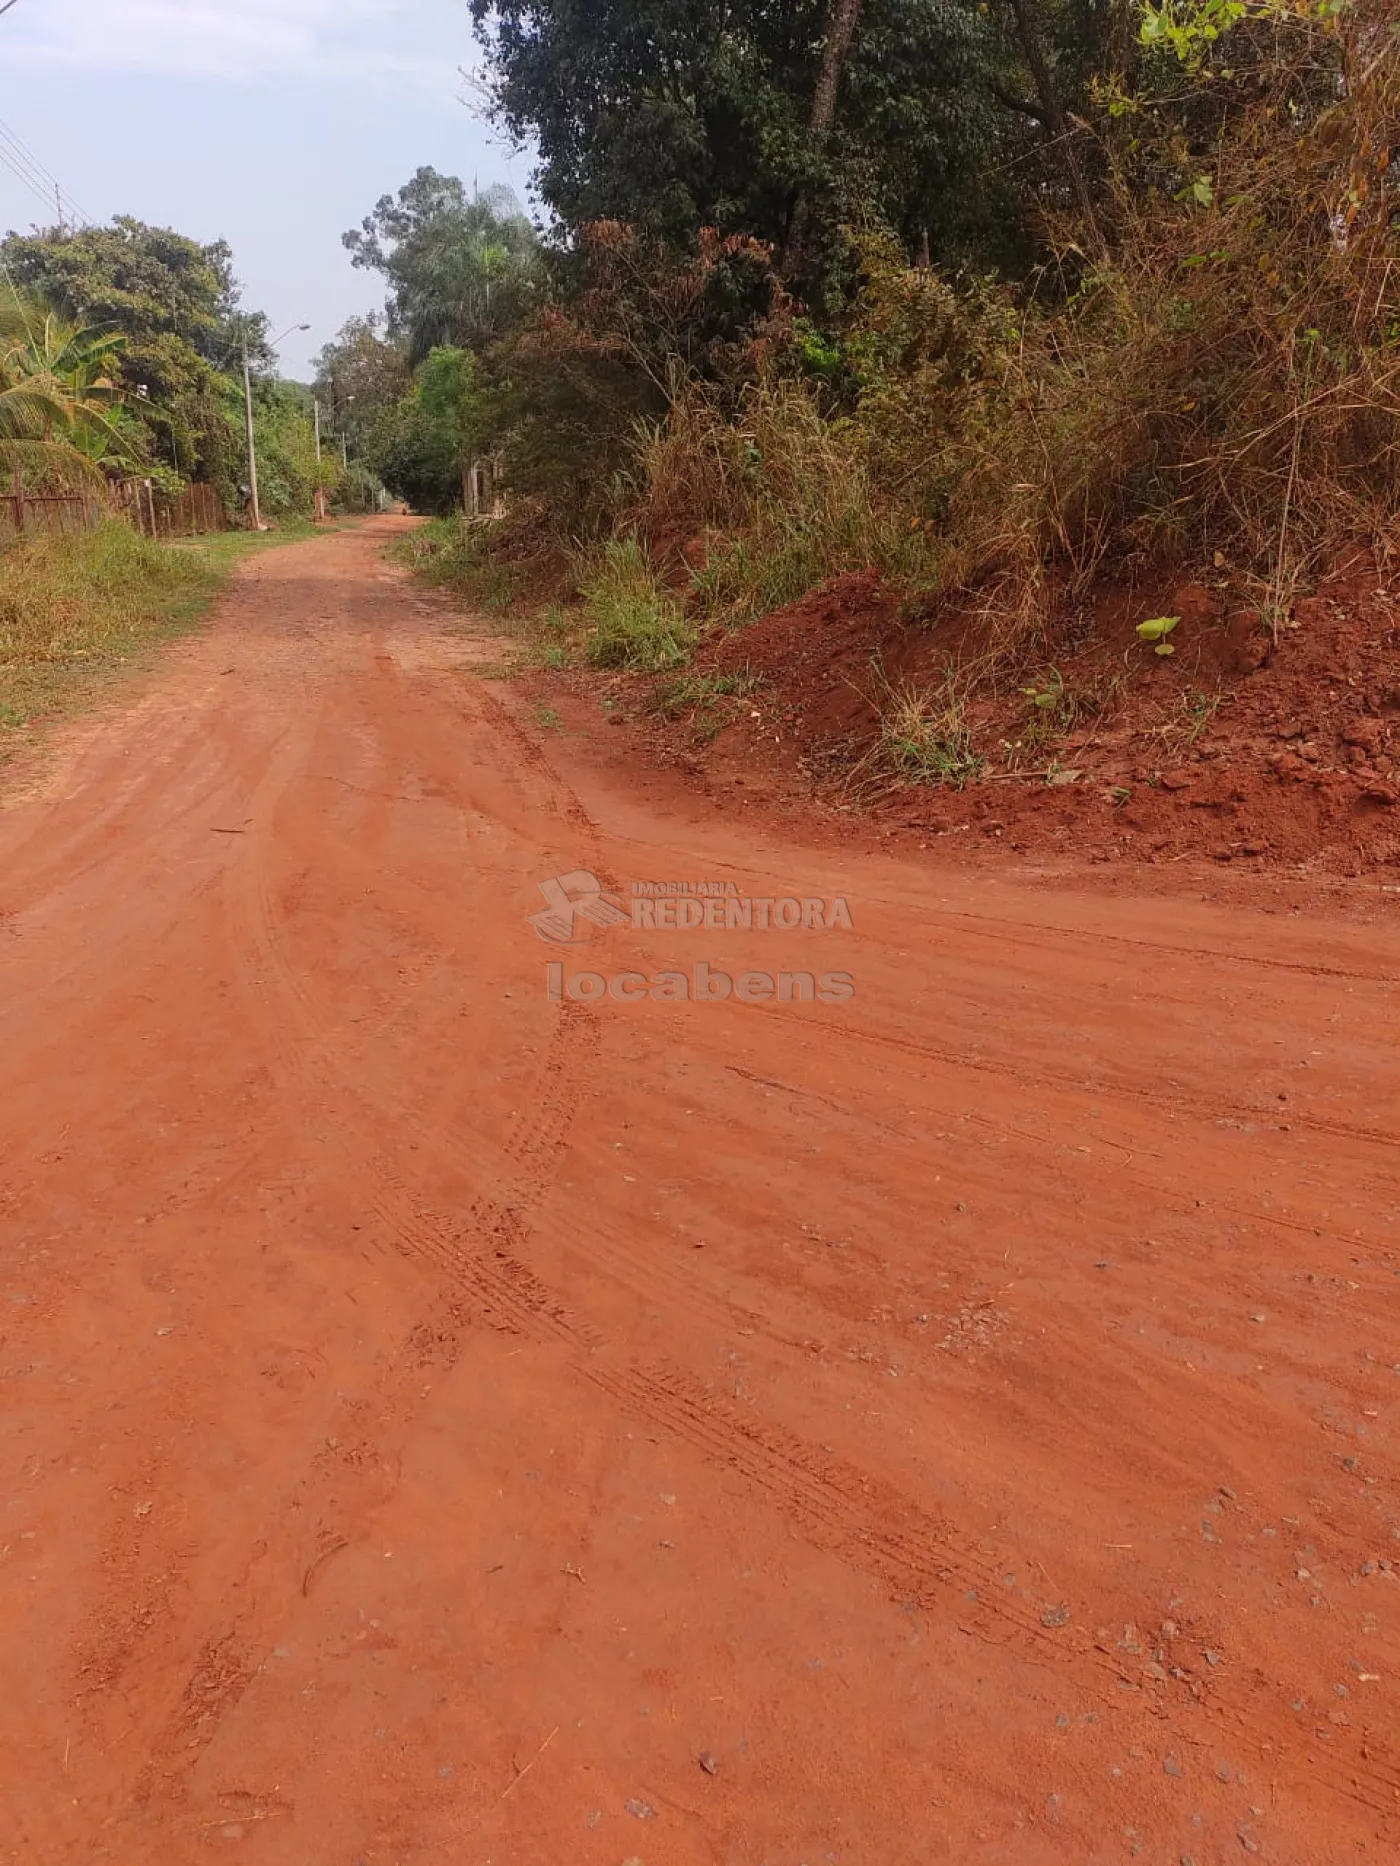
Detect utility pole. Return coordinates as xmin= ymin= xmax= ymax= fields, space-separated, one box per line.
xmin=313 ymin=398 xmax=327 ymax=522
xmin=241 ymin=337 xmax=261 ymax=531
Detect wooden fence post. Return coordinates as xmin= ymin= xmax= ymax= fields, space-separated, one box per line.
xmin=12 ymin=467 xmax=24 ymax=534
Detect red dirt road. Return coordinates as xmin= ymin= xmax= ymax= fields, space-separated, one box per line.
xmin=3 ymin=521 xmax=1399 ymax=1865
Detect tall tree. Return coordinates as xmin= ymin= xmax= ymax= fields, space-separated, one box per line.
xmin=470 ymin=0 xmax=1003 ymax=275
xmin=343 ymin=171 xmax=539 ymax=363
xmin=786 ymin=0 xmax=868 ymax=274
xmin=0 ymin=218 xmax=263 ymax=482
xmin=810 ymin=0 xmax=867 ymax=143
xmin=312 ymin=314 xmax=411 ymax=450
xmin=1000 ymin=0 xmax=1103 ymax=245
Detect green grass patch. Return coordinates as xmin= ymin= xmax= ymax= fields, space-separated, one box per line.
xmin=650 ymin=668 xmax=759 ymax=738
xmin=170 ymin=515 xmax=322 ymax=575
xmin=872 ymin=672 xmax=984 ymax=789
xmin=579 ymin=536 xmax=694 ymax=672
xmin=389 ymin=517 xmax=525 ymax=612
xmin=650 ymin=670 xmax=757 ymax=717
xmin=0 ymin=517 xmax=326 ymax=746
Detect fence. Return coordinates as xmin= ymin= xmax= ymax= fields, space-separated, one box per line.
xmin=0 ymin=470 xmax=105 ymax=537
xmin=0 ymin=471 xmax=229 ymax=542
xmin=113 ymin=478 xmax=227 ymax=539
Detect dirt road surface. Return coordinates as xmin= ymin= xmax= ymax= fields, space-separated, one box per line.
xmin=2 ymin=520 xmax=1398 ymax=1865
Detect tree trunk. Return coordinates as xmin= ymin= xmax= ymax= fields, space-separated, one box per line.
xmin=810 ymin=0 xmax=865 ymax=144
xmin=1003 ymin=0 xmax=1103 ymax=250
xmin=784 ymin=0 xmax=866 ymax=278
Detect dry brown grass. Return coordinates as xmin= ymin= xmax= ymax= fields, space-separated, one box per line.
xmin=0 ymin=521 xmax=223 ymax=735
xmin=921 ymin=5 xmax=1400 ymax=648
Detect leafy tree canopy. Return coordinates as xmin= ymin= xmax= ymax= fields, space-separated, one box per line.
xmin=469 ymin=0 xmax=1017 ymax=273
xmin=312 ymin=314 xmax=411 ymax=451
xmin=0 ymin=218 xmax=268 ymax=484
xmin=343 ymin=169 xmax=541 ymax=363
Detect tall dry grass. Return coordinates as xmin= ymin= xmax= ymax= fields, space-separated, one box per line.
xmin=0 ymin=520 xmax=215 ymax=729
xmin=0 ymin=521 xmax=210 ymax=664
xmin=916 ymin=8 xmax=1400 ymax=649
xmin=626 ymin=379 xmax=935 ymax=625
xmin=617 ymin=6 xmax=1398 ymax=660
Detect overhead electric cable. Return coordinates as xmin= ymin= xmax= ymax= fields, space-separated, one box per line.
xmin=0 ymin=117 xmax=93 ymax=227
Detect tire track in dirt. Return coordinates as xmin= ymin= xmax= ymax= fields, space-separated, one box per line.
xmin=786 ymin=1006 xmax=1400 ymax=1158
xmin=118 ymin=658 xmax=616 ymax=1818
xmin=927 ymin=903 xmax=1400 ymax=987
xmin=206 ymin=654 xmax=1400 ymax=1830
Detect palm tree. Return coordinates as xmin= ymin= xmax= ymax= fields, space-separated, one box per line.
xmin=0 ymin=288 xmax=133 ymax=481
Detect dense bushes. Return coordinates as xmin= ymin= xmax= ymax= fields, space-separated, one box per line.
xmin=396 ymin=1 xmax=1400 ymax=687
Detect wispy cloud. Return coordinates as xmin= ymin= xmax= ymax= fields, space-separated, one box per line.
xmin=4 ymin=0 xmax=482 ymax=90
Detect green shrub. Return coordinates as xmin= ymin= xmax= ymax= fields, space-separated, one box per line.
xmin=580 ymin=536 xmax=695 ymax=671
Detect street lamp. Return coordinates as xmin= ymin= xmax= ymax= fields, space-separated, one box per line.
xmin=242 ymin=321 xmax=310 ymax=531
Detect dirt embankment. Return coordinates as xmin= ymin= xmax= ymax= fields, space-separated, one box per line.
xmin=565 ymin=556 xmax=1400 ymax=877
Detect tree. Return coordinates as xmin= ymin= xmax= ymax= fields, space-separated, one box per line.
xmin=343 ymin=170 xmax=540 ymax=363
xmin=416 ymin=346 xmax=488 ymax=513
xmin=470 ymin=0 xmax=1007 ymax=278
xmin=312 ymin=314 xmax=411 ymax=452
xmin=247 ymin=378 xmax=324 ymax=519
xmin=785 ymin=0 xmax=867 ymax=274
xmin=998 ymin=0 xmax=1103 ymax=246
xmin=0 ymin=218 xmax=265 ymax=484
xmin=0 ymin=287 xmax=133 ymax=479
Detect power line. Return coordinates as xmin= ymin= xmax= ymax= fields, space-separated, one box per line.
xmin=0 ymin=143 xmax=56 ymax=217
xmin=0 ymin=2 xmax=24 ymax=18
xmin=0 ymin=118 xmax=93 ymax=224
xmin=0 ymin=137 xmax=64 ymax=212
xmin=0 ymin=117 xmax=92 ymax=228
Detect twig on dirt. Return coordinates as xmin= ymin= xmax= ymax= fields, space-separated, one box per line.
xmin=209 ymin=826 xmax=249 ymax=835
xmin=301 ymin=1538 xmax=349 ymax=1598
xmin=500 ymin=1726 xmax=559 ymax=1800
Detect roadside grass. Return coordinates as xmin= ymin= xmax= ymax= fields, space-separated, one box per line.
xmin=580 ymin=536 xmax=694 ymax=672
xmin=0 ymin=517 xmax=327 ymax=750
xmin=650 ymin=670 xmax=758 ymax=717
xmin=650 ymin=669 xmax=759 ymax=739
xmin=860 ymin=664 xmax=984 ymax=791
xmin=389 ymin=517 xmax=527 ymax=613
xmin=169 ymin=514 xmax=321 ymax=574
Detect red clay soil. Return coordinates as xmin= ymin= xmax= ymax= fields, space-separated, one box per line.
xmin=602 ymin=558 xmax=1400 ymax=878
xmin=3 ymin=520 xmax=1400 ymax=1865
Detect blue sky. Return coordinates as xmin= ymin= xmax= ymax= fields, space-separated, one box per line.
xmin=0 ymin=1 xmax=534 ymax=380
